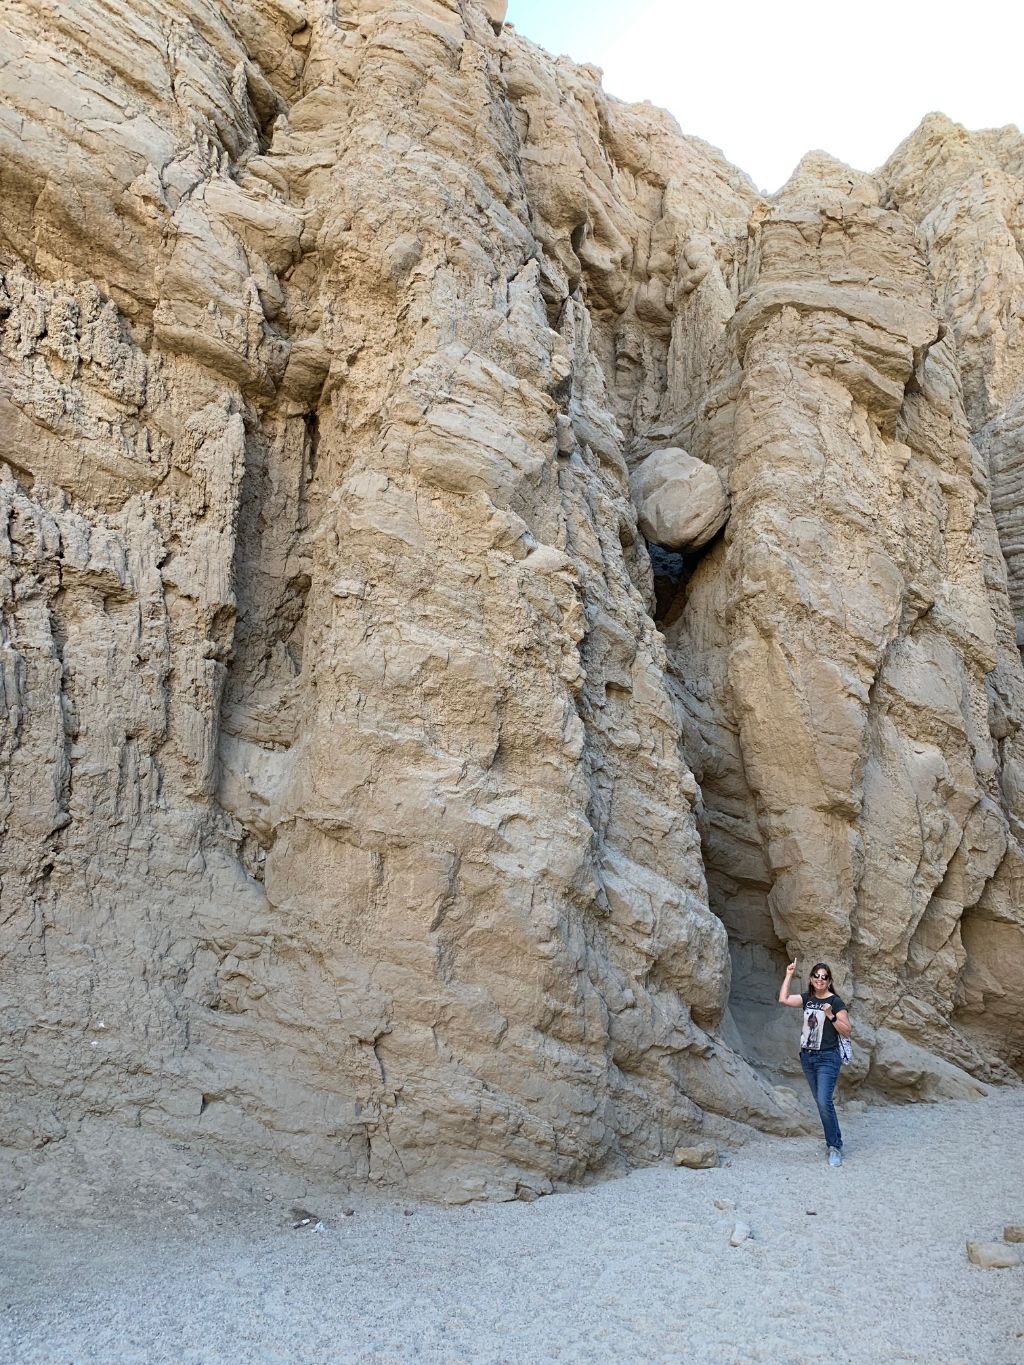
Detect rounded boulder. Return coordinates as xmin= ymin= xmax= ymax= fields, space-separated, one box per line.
xmin=629 ymin=447 xmax=729 ymax=551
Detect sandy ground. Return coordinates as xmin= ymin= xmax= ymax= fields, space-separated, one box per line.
xmin=1 ymin=1090 xmax=1023 ymax=1365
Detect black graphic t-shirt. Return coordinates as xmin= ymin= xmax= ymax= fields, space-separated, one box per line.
xmin=800 ymin=993 xmax=846 ymax=1052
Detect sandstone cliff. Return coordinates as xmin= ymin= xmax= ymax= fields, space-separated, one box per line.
xmin=0 ymin=0 xmax=1021 ymax=1200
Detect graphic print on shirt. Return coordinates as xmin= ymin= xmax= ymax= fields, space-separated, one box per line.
xmin=801 ymin=1000 xmax=829 ymax=1051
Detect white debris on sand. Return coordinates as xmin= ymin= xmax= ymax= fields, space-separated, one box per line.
xmin=1 ymin=1091 xmax=1022 ymax=1364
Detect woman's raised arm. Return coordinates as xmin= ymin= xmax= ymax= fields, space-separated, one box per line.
xmin=779 ymin=959 xmax=804 ymax=1007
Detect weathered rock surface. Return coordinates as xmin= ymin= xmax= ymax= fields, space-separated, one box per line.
xmin=0 ymin=2 xmax=1021 ymax=1199
xmin=662 ymin=141 xmax=1024 ymax=1095
xmin=630 ymin=448 xmax=729 ymax=551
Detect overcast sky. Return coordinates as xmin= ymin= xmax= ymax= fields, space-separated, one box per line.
xmin=505 ymin=0 xmax=1022 ymax=193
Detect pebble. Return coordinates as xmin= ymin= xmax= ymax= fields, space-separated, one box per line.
xmin=714 ymin=1199 xmax=735 ymax=1211
xmin=1003 ymin=1225 xmax=1024 ymax=1243
xmin=729 ymin=1221 xmax=752 ymax=1247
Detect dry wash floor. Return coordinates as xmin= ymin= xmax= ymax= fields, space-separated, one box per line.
xmin=2 ymin=1090 xmax=1023 ymax=1364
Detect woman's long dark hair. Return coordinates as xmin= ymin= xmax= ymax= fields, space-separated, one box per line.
xmin=807 ymin=962 xmax=834 ymax=994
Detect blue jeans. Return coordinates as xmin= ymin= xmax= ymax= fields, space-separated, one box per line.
xmin=800 ymin=1047 xmax=843 ymax=1149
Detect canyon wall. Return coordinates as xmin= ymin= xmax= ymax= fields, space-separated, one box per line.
xmin=0 ymin=0 xmax=1021 ymax=1199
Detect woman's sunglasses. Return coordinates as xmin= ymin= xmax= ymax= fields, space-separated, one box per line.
xmin=812 ymin=972 xmax=831 ymax=981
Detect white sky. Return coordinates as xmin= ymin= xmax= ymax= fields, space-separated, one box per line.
xmin=505 ymin=0 xmax=1022 ymax=193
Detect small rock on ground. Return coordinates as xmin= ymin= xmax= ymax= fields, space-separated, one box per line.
xmin=966 ymin=1240 xmax=1022 ymax=1269
xmin=673 ymin=1143 xmax=717 ymax=1169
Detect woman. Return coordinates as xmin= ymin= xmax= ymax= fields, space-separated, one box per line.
xmin=779 ymin=959 xmax=851 ymax=1166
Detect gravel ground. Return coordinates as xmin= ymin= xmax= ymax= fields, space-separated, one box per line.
xmin=1 ymin=1090 xmax=1022 ymax=1364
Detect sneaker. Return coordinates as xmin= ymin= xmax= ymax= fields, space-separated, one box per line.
xmin=828 ymin=1147 xmax=843 ymax=1167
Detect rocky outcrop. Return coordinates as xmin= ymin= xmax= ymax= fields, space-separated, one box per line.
xmin=871 ymin=119 xmax=1024 ymax=1075
xmin=0 ymin=2 xmax=1021 ymax=1200
xmin=482 ymin=0 xmax=507 ymax=29
xmin=662 ymin=146 xmax=1024 ymax=1088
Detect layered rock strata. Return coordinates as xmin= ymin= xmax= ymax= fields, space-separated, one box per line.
xmin=663 ymin=150 xmax=1024 ymax=1090
xmin=0 ymin=0 xmax=1021 ymax=1198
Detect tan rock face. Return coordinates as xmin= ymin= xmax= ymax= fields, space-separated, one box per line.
xmin=630 ymin=448 xmax=729 ymax=551
xmin=663 ymin=146 xmax=1024 ymax=1093
xmin=0 ymin=3 xmax=1020 ymax=1198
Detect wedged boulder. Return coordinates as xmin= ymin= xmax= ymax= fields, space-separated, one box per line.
xmin=630 ymin=447 xmax=729 ymax=550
